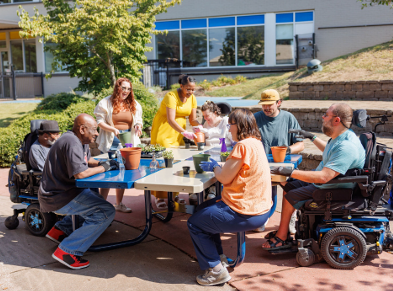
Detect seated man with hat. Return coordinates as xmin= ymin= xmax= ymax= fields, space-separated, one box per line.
xmin=29 ymin=120 xmax=61 ymax=171
xmin=253 ymin=89 xmax=304 ymax=233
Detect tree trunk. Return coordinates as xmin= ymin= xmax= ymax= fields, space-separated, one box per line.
xmin=107 ymin=52 xmax=116 ymax=86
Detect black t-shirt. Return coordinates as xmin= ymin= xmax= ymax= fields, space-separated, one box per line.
xmin=38 ymin=131 xmax=91 ymax=212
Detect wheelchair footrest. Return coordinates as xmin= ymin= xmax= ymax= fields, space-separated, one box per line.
xmin=268 ymin=245 xmax=298 ymax=255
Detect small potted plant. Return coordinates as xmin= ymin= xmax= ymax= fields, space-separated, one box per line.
xmin=220 ymin=151 xmax=230 ymax=162
xmin=162 ymin=150 xmax=174 ymax=168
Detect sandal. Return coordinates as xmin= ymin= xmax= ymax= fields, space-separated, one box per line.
xmin=155 ymin=198 xmax=168 ymax=210
xmin=264 ymin=230 xmax=293 ymax=240
xmin=262 ymin=236 xmax=292 ymax=251
xmin=174 ymin=196 xmax=186 ymax=205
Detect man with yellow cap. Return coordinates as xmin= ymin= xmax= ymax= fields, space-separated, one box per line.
xmin=253 ymin=89 xmax=304 ymax=232
xmin=254 ymin=89 xmax=304 ymax=155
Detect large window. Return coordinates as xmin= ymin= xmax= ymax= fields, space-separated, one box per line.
xmin=156 ymin=31 xmax=180 ymax=60
xmin=237 ymin=26 xmax=264 ymax=66
xmin=155 ymin=11 xmax=313 ymax=68
xmin=10 ymin=41 xmax=23 ymax=71
xmin=24 ymin=39 xmax=37 ymax=73
xmin=155 ymin=15 xmax=265 ymax=68
xmin=209 ymin=27 xmax=235 ymax=67
xmin=182 ymin=29 xmax=207 ymax=67
xmin=44 ymin=42 xmax=67 ymax=73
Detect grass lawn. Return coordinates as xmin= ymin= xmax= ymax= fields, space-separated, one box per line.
xmin=203 ymin=40 xmax=393 ymax=99
xmin=0 ymin=103 xmax=38 ymax=128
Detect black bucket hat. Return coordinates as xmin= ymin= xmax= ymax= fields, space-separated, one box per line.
xmin=38 ymin=120 xmax=61 ymax=133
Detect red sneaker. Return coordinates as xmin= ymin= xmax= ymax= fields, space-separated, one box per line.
xmin=46 ymin=226 xmax=67 ymax=244
xmin=52 ymin=248 xmax=90 ymax=270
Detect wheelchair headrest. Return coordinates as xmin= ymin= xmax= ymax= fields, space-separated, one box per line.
xmin=352 ymin=110 xmax=368 ymax=129
xmin=216 ymin=102 xmax=232 ymax=116
xmin=30 ymin=119 xmax=47 ymax=133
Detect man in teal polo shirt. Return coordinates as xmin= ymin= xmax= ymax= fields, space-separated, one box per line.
xmin=262 ymin=103 xmax=365 ymax=250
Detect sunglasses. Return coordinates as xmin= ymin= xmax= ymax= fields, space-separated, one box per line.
xmin=121 ymin=86 xmax=132 ymax=92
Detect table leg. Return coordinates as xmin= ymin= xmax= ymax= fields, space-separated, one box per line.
xmin=215 ymin=181 xmax=221 ymax=196
xmin=152 ymin=191 xmax=174 ymax=223
xmin=197 ymin=191 xmax=204 ymax=205
xmin=227 ymin=232 xmax=246 ymax=268
xmin=88 ymin=190 xmax=153 ymax=252
xmin=269 ymin=185 xmax=278 ymax=218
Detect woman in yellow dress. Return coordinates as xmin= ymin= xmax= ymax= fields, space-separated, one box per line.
xmin=150 ymin=74 xmax=200 ymax=209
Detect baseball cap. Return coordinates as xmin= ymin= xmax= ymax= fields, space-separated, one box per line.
xmin=258 ymin=89 xmax=280 ymax=105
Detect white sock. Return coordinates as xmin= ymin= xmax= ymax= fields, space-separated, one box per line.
xmin=212 ymin=262 xmax=223 ymax=272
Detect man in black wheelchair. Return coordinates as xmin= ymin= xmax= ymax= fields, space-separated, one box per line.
xmin=29 ymin=120 xmax=61 ymax=171
xmin=264 ymin=103 xmax=393 ymax=269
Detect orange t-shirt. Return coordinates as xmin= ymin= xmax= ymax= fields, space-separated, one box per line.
xmin=221 ymin=137 xmax=272 ymax=215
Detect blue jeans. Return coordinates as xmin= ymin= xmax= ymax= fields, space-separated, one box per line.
xmin=54 ymin=189 xmax=115 ymax=256
xmin=188 ymin=198 xmax=270 ymax=270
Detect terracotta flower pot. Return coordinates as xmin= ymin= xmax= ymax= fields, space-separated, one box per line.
xmin=271 ymin=146 xmax=287 ymax=163
xmin=194 ymin=132 xmax=205 ymax=144
xmin=120 ymin=147 xmax=142 ymax=170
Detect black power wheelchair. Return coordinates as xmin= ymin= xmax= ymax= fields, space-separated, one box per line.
xmin=5 ymin=120 xmax=58 ymax=236
xmin=268 ymin=110 xmax=393 ymax=269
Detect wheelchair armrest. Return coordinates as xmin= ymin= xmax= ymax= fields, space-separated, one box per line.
xmin=324 ymin=175 xmax=368 ymax=185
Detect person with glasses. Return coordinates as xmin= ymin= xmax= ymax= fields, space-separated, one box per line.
xmin=253 ymin=89 xmax=305 ymax=233
xmin=39 ymin=114 xmax=119 ymax=269
xmin=94 ymin=77 xmax=143 ymax=213
xmin=262 ymin=103 xmax=365 ymax=251
xmin=29 ymin=120 xmax=61 ymax=171
xmin=150 ymin=74 xmax=200 ymax=210
xmin=187 ymin=109 xmax=272 ymax=286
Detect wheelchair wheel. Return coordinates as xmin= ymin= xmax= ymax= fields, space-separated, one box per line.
xmin=321 ymin=227 xmax=367 ymax=270
xmin=296 ymin=248 xmax=315 ymax=267
xmin=25 ymin=204 xmax=56 ymax=236
xmin=5 ymin=216 xmax=19 ymax=230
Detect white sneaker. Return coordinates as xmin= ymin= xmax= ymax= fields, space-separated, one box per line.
xmin=196 ymin=267 xmax=231 ymax=286
xmin=253 ymin=218 xmax=269 ymax=232
xmin=115 ymin=202 xmax=132 ymax=213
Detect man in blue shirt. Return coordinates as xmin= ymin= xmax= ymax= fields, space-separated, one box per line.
xmin=254 ymin=89 xmax=304 ymax=232
xmin=262 ymin=103 xmax=365 ymax=250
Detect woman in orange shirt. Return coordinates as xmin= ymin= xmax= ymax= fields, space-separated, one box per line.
xmin=187 ymin=108 xmax=272 ymax=286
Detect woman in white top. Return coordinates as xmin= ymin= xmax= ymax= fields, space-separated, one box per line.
xmin=94 ymin=77 xmax=143 ymax=213
xmin=196 ymin=100 xmax=232 ymax=147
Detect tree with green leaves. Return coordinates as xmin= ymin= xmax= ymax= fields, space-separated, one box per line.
xmin=358 ymin=0 xmax=393 ymax=8
xmin=18 ymin=0 xmax=181 ymax=94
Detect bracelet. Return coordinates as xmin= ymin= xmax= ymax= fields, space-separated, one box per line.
xmin=311 ymin=136 xmax=317 ymax=142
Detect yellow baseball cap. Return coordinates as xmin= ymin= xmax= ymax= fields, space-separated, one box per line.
xmin=258 ymin=89 xmax=280 ymax=105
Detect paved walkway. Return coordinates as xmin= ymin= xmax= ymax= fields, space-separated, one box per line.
xmin=1 ymin=168 xmax=393 ymax=291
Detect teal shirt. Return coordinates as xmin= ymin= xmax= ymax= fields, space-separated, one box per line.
xmin=315 ymin=129 xmax=365 ymax=189
xmin=254 ymin=110 xmax=303 ymax=154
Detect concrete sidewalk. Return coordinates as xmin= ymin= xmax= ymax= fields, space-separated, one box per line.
xmin=1 ymin=168 xmax=393 ymax=290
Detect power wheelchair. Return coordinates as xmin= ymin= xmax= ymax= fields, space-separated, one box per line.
xmin=5 ymin=120 xmax=58 ymax=236
xmin=268 ymin=109 xmax=393 ymax=270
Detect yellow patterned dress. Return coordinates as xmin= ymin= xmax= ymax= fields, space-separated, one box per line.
xmin=151 ymin=90 xmax=197 ymax=148
xmin=150 ymin=90 xmax=197 ymax=200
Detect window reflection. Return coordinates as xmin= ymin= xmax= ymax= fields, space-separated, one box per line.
xmin=24 ymin=39 xmax=37 ymax=73
xmin=209 ymin=27 xmax=235 ymax=67
xmin=276 ymin=24 xmax=294 ymax=64
xmin=237 ymin=26 xmax=264 ymax=66
xmin=182 ymin=29 xmax=207 ymax=67
xmin=156 ymin=31 xmax=180 ymax=60
xmin=10 ymin=41 xmax=23 ymax=71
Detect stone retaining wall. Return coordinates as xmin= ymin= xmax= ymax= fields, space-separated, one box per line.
xmin=288 ymin=80 xmax=393 ymax=101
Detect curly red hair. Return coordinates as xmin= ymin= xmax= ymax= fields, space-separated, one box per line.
xmin=111 ymin=78 xmax=136 ymax=115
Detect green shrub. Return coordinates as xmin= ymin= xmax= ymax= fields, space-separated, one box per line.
xmin=171 ymin=83 xmax=180 ymax=90
xmin=199 ymin=80 xmax=212 ymax=91
xmin=36 ymin=92 xmax=89 ymax=111
xmin=0 ymin=83 xmax=158 ymax=167
xmin=235 ymin=75 xmax=247 ymax=83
